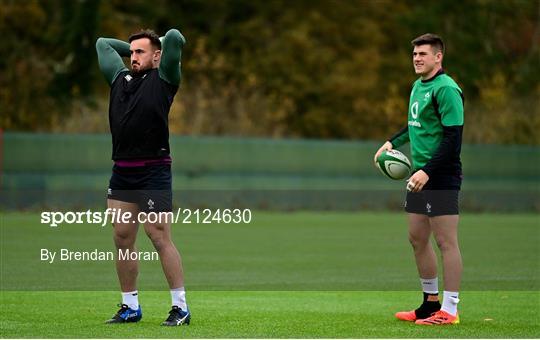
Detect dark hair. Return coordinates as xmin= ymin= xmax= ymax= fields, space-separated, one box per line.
xmin=128 ymin=29 xmax=161 ymax=50
xmin=411 ymin=33 xmax=444 ymax=54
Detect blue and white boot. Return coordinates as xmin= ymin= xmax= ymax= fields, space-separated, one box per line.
xmin=105 ymin=304 xmax=142 ymax=323
xmin=161 ymin=306 xmax=190 ymax=326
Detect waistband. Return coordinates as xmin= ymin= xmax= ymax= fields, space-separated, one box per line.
xmin=114 ymin=156 xmax=172 ymax=167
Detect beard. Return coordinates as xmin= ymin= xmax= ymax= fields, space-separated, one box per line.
xmin=130 ymin=62 xmax=151 ymax=75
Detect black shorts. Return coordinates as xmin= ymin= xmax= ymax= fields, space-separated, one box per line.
xmin=404 ymin=190 xmax=460 ymax=217
xmin=107 ymin=164 xmax=172 ymax=212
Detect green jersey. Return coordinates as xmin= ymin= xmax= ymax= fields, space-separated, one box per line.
xmin=391 ymin=72 xmax=464 ymax=171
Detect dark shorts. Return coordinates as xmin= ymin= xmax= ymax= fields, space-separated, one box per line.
xmin=405 ymin=190 xmax=460 ymax=217
xmin=107 ymin=164 xmax=172 ymax=212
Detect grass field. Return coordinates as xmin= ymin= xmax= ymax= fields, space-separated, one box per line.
xmin=1 ymin=211 xmax=539 ymax=337
xmin=1 ymin=291 xmax=539 ymax=338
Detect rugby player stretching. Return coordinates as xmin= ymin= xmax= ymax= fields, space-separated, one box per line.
xmin=96 ymin=28 xmax=190 ymax=326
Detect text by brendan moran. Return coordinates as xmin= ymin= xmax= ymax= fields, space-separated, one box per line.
xmin=40 ymin=248 xmax=159 ymax=264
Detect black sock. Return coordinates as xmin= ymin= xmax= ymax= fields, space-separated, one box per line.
xmin=422 ymin=292 xmax=439 ymax=302
xmin=415 ymin=293 xmax=441 ymax=319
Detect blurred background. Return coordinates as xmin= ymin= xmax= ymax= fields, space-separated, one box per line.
xmin=1 ymin=0 xmax=539 ymax=211
xmin=2 ymin=0 xmax=539 ymax=141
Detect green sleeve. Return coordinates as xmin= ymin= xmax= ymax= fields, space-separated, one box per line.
xmin=95 ymin=38 xmax=130 ymax=86
xmin=158 ymin=29 xmax=186 ymax=86
xmin=436 ymin=86 xmax=464 ymax=126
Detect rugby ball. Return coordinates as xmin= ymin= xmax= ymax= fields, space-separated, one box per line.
xmin=376 ymin=149 xmax=412 ymax=180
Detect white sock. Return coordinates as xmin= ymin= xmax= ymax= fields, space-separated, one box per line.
xmin=420 ymin=277 xmax=439 ymax=294
xmin=171 ymin=287 xmax=187 ymax=310
xmin=441 ymin=291 xmax=459 ymax=316
xmin=122 ymin=290 xmax=139 ymax=310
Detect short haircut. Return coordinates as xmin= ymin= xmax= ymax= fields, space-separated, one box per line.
xmin=411 ymin=33 xmax=444 ymax=54
xmin=128 ymin=29 xmax=161 ymax=50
